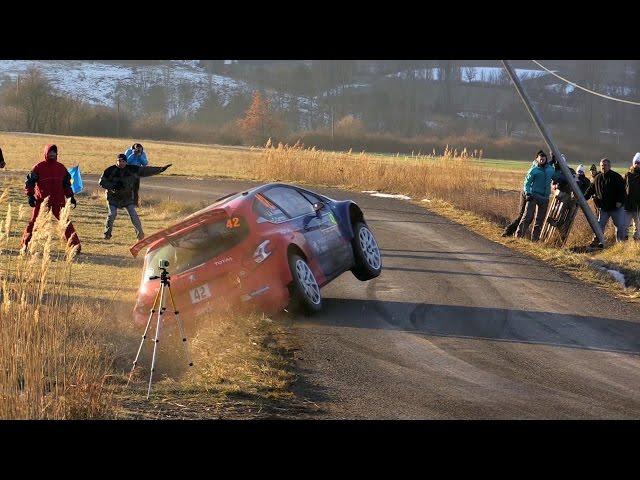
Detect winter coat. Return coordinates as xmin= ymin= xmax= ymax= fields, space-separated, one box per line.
xmin=584 ymin=169 xmax=626 ymax=211
xmin=523 ymin=163 xmax=560 ymax=199
xmin=24 ymin=144 xmax=73 ymax=207
xmin=99 ymin=164 xmax=164 ymax=208
xmin=624 ymin=166 xmax=640 ymax=212
xmin=124 ymin=147 xmax=148 ymax=167
xmin=552 ymin=167 xmax=577 ymax=194
xmin=576 ymin=174 xmax=591 ymax=195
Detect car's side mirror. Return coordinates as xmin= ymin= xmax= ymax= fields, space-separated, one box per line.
xmin=313 ymin=201 xmax=324 ymax=217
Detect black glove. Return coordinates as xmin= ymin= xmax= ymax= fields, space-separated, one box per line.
xmin=161 ymin=164 xmax=172 ymax=172
xmin=28 ymin=195 xmax=36 ymax=208
xmin=525 ymin=193 xmax=533 ymax=201
xmin=70 ymin=196 xmax=77 ymax=209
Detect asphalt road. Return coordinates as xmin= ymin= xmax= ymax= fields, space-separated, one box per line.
xmin=85 ymin=174 xmax=640 ymax=419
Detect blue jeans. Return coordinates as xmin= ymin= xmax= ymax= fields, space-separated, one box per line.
xmin=626 ymin=209 xmax=640 ymax=240
xmin=104 ymin=203 xmax=144 ymax=239
xmin=594 ymin=207 xmax=626 ymax=243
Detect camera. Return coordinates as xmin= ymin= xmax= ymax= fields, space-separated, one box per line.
xmin=158 ymin=259 xmax=170 ymax=269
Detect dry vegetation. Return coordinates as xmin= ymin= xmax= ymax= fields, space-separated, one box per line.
xmin=0 ymin=174 xmax=299 ymax=419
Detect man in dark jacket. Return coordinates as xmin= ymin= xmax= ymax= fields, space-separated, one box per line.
xmin=21 ymin=144 xmax=81 ymax=253
xmin=584 ymin=157 xmax=626 ymax=246
xmin=624 ymin=153 xmax=640 ymax=240
xmin=99 ymin=154 xmax=171 ymax=240
xmin=0 ymin=146 xmax=5 ymax=169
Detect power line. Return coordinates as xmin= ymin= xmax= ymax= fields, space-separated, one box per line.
xmin=532 ymin=60 xmax=640 ymax=106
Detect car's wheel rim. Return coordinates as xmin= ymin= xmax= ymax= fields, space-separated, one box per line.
xmin=359 ymin=226 xmax=381 ymax=270
xmin=295 ymin=259 xmax=321 ymax=305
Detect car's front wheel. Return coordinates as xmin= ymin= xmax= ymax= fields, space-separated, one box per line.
xmin=351 ymin=222 xmax=382 ymax=281
xmin=287 ymin=253 xmax=322 ymax=315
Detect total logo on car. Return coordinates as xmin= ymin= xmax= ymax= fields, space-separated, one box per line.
xmin=130 ymin=182 xmax=382 ymax=324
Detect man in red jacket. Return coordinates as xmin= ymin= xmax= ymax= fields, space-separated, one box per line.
xmin=21 ymin=144 xmax=81 ymax=253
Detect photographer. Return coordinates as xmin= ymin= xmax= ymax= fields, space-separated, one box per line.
xmin=99 ymin=154 xmax=171 ymax=240
xmin=124 ymin=142 xmax=149 ymax=206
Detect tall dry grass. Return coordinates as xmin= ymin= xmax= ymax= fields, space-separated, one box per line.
xmin=251 ymin=141 xmax=600 ymax=247
xmin=0 ymin=194 xmax=115 ymax=419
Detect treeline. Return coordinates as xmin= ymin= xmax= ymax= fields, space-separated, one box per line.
xmin=0 ymin=64 xmax=638 ymax=163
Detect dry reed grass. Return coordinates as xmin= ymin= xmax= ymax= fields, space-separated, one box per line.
xmin=0 ymin=193 xmax=115 ymax=419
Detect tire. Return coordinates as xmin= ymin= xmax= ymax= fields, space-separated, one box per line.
xmin=287 ymin=253 xmax=322 ymax=315
xmin=351 ymin=221 xmax=382 ymax=281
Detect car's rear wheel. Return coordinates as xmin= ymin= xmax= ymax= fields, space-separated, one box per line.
xmin=287 ymin=253 xmax=322 ymax=315
xmin=351 ymin=222 xmax=382 ymax=281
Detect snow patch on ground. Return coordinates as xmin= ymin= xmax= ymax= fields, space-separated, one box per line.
xmin=0 ymin=60 xmax=317 ymax=118
xmin=605 ymin=269 xmax=627 ymax=288
xmin=590 ymin=262 xmax=627 ymax=289
xmin=361 ymin=190 xmax=411 ymax=200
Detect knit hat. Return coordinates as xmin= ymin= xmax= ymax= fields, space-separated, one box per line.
xmin=633 ymin=152 xmax=640 ymax=165
xmin=576 ymin=164 xmax=585 ymax=175
xmin=117 ymin=153 xmax=127 ymax=161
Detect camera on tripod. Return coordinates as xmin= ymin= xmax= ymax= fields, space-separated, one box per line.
xmin=158 ymin=259 xmax=170 ymax=269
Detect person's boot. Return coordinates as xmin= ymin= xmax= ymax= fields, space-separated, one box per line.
xmin=588 ymin=238 xmax=603 ymax=248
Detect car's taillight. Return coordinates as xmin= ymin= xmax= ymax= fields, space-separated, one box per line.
xmin=253 ymin=240 xmax=272 ymax=264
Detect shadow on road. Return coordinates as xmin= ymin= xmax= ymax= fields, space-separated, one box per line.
xmin=304 ymin=298 xmax=640 ymax=356
xmin=382 ymin=266 xmax=579 ymax=285
xmin=382 ymin=252 xmax=534 ymax=267
xmin=380 ymin=248 xmax=521 ymax=259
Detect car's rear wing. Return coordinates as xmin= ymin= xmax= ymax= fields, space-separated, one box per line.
xmin=129 ymin=208 xmax=228 ymax=258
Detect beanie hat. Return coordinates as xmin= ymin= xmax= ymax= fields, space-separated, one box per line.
xmin=576 ymin=164 xmax=585 ymax=174
xmin=117 ymin=154 xmax=127 ymax=161
xmin=633 ymin=152 xmax=640 ymax=165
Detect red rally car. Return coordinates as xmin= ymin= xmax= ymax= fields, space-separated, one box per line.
xmin=130 ymin=182 xmax=382 ymax=323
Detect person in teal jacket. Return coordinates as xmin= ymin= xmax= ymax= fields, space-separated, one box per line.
xmin=123 ymin=143 xmax=149 ymax=206
xmin=515 ymin=150 xmax=561 ymax=241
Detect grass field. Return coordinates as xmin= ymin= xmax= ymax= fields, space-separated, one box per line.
xmin=0 ymin=173 xmax=299 ymax=419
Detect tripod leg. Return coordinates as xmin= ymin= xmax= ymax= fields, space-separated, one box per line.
xmin=127 ymin=288 xmax=161 ymax=387
xmin=168 ymin=284 xmax=194 ymax=367
xmin=147 ymin=283 xmax=166 ymax=399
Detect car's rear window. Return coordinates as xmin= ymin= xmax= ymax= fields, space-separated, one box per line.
xmin=144 ymin=216 xmax=249 ymax=278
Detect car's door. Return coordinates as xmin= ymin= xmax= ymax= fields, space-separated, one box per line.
xmin=297 ymin=189 xmax=354 ymax=275
xmin=262 ymin=186 xmax=349 ymax=278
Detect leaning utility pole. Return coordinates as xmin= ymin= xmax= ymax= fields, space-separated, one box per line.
xmin=501 ymin=60 xmax=605 ymax=246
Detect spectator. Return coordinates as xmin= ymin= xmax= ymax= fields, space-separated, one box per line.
xmin=514 ymin=150 xmax=561 ymax=241
xmin=623 ymin=153 xmax=640 ymax=241
xmin=124 ymin=143 xmax=149 ymax=207
xmin=99 ymin=154 xmax=171 ymax=240
xmin=584 ymin=158 xmax=626 ymax=247
xmin=575 ymin=164 xmax=591 ymax=194
xmin=21 ymin=144 xmax=81 ymax=253
xmin=0 ymin=147 xmax=5 ymax=169
xmin=502 ymin=156 xmax=538 ymax=237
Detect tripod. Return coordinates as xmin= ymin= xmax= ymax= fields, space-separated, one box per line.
xmin=128 ymin=265 xmax=193 ymax=399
